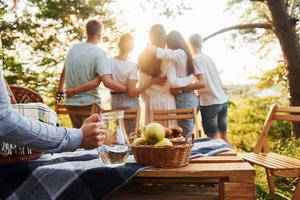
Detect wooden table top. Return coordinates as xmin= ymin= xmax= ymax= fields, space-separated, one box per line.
xmin=137 ymin=150 xmax=255 ymax=178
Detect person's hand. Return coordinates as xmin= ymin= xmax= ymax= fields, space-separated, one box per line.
xmin=65 ymin=88 xmax=77 ymax=98
xmin=146 ymin=44 xmax=157 ymax=55
xmin=170 ymin=88 xmax=184 ymax=96
xmin=80 ymin=114 xmax=106 ymax=149
xmin=151 ymin=77 xmax=167 ymax=86
xmin=55 ymin=91 xmax=64 ymax=102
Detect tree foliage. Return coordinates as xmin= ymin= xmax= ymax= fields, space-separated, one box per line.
xmin=0 ymin=0 xmax=119 ymax=102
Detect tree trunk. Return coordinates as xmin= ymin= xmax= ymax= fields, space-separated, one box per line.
xmin=267 ymin=0 xmax=300 ymax=137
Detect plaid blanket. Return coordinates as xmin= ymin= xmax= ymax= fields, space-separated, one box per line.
xmin=0 ymin=138 xmax=231 ymax=200
xmin=11 ymin=103 xmax=60 ymax=127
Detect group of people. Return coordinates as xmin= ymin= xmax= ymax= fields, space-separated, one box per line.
xmin=0 ymin=17 xmax=229 ymax=155
xmin=57 ymin=19 xmax=228 ymax=143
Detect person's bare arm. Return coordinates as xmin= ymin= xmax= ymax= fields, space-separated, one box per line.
xmin=65 ymin=76 xmax=102 ymax=98
xmin=101 ymin=74 xmax=127 ymax=92
xmin=184 ymin=74 xmax=205 ymax=92
xmin=57 ymin=67 xmax=65 ymax=92
xmin=127 ymin=77 xmax=166 ymax=97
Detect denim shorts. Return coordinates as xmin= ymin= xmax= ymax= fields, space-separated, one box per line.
xmin=199 ymin=102 xmax=228 ymax=136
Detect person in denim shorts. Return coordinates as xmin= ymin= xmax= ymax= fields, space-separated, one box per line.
xmin=189 ymin=33 xmax=229 ymax=143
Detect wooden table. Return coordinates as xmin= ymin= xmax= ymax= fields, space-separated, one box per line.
xmin=110 ymin=151 xmax=256 ymax=200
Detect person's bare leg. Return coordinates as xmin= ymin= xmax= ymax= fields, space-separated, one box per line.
xmin=207 ymin=134 xmax=218 ymax=139
xmin=218 ymin=132 xmax=229 ymax=144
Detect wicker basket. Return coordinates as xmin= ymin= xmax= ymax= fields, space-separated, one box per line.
xmin=131 ymin=135 xmax=194 ymax=168
xmin=0 ymin=151 xmax=42 ymax=163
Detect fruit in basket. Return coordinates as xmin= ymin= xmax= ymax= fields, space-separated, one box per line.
xmin=169 ymin=125 xmax=183 ymax=137
xmin=144 ymin=123 xmax=165 ymax=144
xmin=164 ymin=127 xmax=173 ymax=138
xmin=154 ymin=138 xmax=173 ymax=147
xmin=132 ymin=137 xmax=146 ymax=146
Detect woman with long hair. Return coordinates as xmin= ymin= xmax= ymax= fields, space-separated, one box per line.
xmin=147 ymin=30 xmax=204 ymax=135
xmin=109 ymin=33 xmax=165 ymax=132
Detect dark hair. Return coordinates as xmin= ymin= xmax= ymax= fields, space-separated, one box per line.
xmin=166 ymin=31 xmax=194 ymax=75
xmin=118 ymin=33 xmax=134 ymax=53
xmin=138 ymin=24 xmax=166 ymax=77
xmin=86 ymin=19 xmax=102 ymax=38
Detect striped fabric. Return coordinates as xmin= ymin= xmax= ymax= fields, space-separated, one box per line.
xmin=0 ymin=70 xmax=83 ymax=153
xmin=11 ymin=103 xmax=61 ymax=127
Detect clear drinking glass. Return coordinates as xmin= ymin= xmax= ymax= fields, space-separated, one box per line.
xmin=97 ymin=111 xmax=130 ymax=167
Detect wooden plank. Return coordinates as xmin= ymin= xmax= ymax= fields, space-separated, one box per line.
xmin=110 ymin=178 xmax=219 ymax=200
xmin=273 ymin=114 xmax=300 ymax=122
xmin=239 ymin=153 xmax=300 ymax=169
xmin=228 ymin=176 xmax=254 ymax=184
xmin=190 ymin=156 xmax=244 ymax=163
xmin=273 ymin=169 xmax=300 ymax=177
xmin=154 ymin=114 xmax=194 ymax=120
xmin=223 ymin=183 xmax=255 ymax=198
xmin=292 ymin=179 xmax=300 ymax=200
xmin=276 ymin=107 xmax=300 ymax=113
xmin=255 ymin=154 xmax=300 ymax=168
xmin=132 ymin=177 xmax=221 ymax=184
xmin=137 ymin=163 xmax=255 ymax=178
xmin=154 ymin=108 xmax=195 ymax=114
xmin=253 ymin=104 xmax=277 ymax=153
xmin=216 ymin=150 xmax=237 ymax=156
xmin=265 ymin=152 xmax=300 ymax=166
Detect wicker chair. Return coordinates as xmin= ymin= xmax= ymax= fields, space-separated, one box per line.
xmin=9 ymin=85 xmax=43 ymax=103
xmin=0 ymin=84 xmax=43 ymax=163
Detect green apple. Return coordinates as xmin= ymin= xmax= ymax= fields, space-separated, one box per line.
xmin=145 ymin=122 xmax=165 ymax=145
xmin=132 ymin=137 xmax=146 ymax=146
xmin=154 ymin=138 xmax=173 ymax=147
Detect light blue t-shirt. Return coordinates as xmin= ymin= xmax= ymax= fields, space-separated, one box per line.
xmin=64 ymin=42 xmax=111 ymax=106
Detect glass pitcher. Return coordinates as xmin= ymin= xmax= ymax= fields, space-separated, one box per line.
xmin=97 ymin=111 xmax=130 ymax=167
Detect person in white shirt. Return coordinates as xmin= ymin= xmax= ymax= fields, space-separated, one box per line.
xmin=139 ymin=25 xmax=195 ymax=127
xmin=147 ymin=31 xmax=205 ymax=135
xmin=189 ymin=33 xmax=228 ymax=143
xmin=110 ymin=33 xmax=165 ymax=132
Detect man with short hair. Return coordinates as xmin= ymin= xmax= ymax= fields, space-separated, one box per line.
xmin=189 ymin=33 xmax=229 ymax=143
xmin=0 ymin=2 xmax=106 ymax=154
xmin=58 ymin=19 xmax=127 ymax=128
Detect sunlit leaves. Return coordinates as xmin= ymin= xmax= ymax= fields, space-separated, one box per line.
xmin=1 ymin=0 xmax=119 ymax=103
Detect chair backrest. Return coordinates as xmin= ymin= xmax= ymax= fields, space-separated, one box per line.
xmin=254 ymin=104 xmax=300 ymax=153
xmin=150 ymin=107 xmax=201 ymax=138
xmin=101 ymin=108 xmax=141 ymax=131
xmin=55 ymin=103 xmax=100 ymax=116
xmin=9 ymin=85 xmax=43 ymax=103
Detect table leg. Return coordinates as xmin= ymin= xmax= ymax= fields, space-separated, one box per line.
xmin=221 ymin=176 xmax=256 ymax=200
xmin=292 ymin=179 xmax=300 ymax=200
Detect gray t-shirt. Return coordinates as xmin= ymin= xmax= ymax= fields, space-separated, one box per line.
xmin=64 ymin=42 xmax=111 ymax=106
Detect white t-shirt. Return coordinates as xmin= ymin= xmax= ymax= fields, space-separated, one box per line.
xmin=157 ymin=48 xmax=194 ymax=88
xmin=193 ymin=52 xmax=227 ymax=106
xmin=109 ymin=57 xmax=138 ymax=86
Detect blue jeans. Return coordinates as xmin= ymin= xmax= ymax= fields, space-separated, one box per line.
xmin=200 ymin=102 xmax=228 ymax=136
xmin=175 ymin=92 xmax=199 ymax=135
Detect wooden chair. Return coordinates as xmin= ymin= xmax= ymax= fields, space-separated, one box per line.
xmin=102 ymin=108 xmax=141 ymax=132
xmin=238 ymin=104 xmax=300 ymax=200
xmin=150 ymin=107 xmax=201 ymax=138
xmin=55 ymin=103 xmax=100 ymax=116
